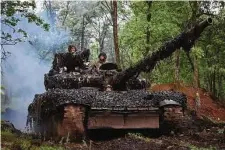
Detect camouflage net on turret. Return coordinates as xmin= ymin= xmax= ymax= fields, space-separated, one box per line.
xmin=44 ymin=72 xmax=103 ymax=90
xmin=44 ymin=72 xmax=147 ymax=90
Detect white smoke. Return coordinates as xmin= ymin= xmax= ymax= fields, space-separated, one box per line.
xmin=1 ymin=7 xmax=70 ymax=129
xmin=1 ymin=42 xmax=50 ymax=130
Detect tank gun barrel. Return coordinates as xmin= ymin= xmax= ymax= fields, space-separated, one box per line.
xmin=113 ymin=18 xmax=212 ymax=90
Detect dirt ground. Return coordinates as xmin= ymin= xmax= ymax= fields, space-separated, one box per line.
xmin=151 ymin=83 xmax=225 ymax=122
xmin=2 ymin=124 xmax=225 ymax=150
xmin=52 ymin=123 xmax=224 ymax=150
xmin=60 ymin=114 xmax=225 ymax=150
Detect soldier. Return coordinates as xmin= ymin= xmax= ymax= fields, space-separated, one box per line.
xmin=92 ymin=52 xmax=107 ymax=72
xmin=68 ymin=45 xmax=77 ymax=54
xmin=57 ymin=45 xmax=77 ymax=73
xmin=64 ymin=45 xmax=79 ymax=72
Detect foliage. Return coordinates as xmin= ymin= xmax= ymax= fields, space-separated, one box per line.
xmin=197 ymin=8 xmax=225 ymax=100
xmin=1 ymin=130 xmax=65 ymax=150
xmin=188 ymin=144 xmax=217 ymax=150
xmin=1 ymin=85 xmax=5 ymax=95
xmin=54 ymin=1 xmax=124 ymax=62
xmin=119 ymin=1 xmax=190 ymax=81
xmin=1 ymin=1 xmax=49 ymax=59
xmin=119 ymin=1 xmax=225 ymax=100
xmin=127 ymin=133 xmax=151 ymax=142
xmin=1 ymin=130 xmax=18 ymax=143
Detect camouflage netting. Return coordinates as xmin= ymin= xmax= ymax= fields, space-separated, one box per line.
xmin=44 ymin=72 xmax=103 ymax=90
xmin=28 ymin=89 xmax=186 ymax=118
xmin=44 ymin=72 xmax=147 ymax=90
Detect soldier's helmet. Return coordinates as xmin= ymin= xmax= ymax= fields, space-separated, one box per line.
xmin=98 ymin=52 xmax=107 ymax=59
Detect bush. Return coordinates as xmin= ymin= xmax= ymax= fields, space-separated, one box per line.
xmin=1 ymin=130 xmax=18 ymax=142
xmin=1 ymin=129 xmax=64 ymax=150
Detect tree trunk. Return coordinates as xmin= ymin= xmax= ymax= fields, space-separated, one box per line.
xmin=81 ymin=15 xmax=85 ymax=51
xmin=120 ymin=40 xmax=125 ymax=69
xmin=174 ymin=49 xmax=180 ymax=82
xmin=218 ymin=73 xmax=222 ymax=100
xmin=44 ymin=0 xmax=55 ymax=27
xmin=213 ymin=68 xmax=216 ymax=95
xmin=62 ymin=1 xmax=70 ymax=26
xmin=145 ymin=1 xmax=152 ymax=55
xmin=111 ymin=0 xmax=120 ymax=66
xmin=193 ymin=55 xmax=200 ymax=88
xmin=99 ymin=22 xmax=109 ymax=53
xmin=210 ymin=73 xmax=213 ymax=93
xmin=189 ymin=1 xmax=200 ymax=88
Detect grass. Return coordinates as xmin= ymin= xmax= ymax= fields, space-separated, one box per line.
xmin=186 ymin=143 xmax=217 ymax=150
xmin=1 ymin=130 xmax=65 ymax=150
xmin=217 ymin=128 xmax=224 ymax=134
xmin=1 ymin=130 xmax=19 ymax=142
xmin=127 ymin=133 xmax=151 ymax=142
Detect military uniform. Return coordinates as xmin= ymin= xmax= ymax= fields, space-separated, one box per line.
xmin=91 ymin=60 xmax=105 ymax=72
xmin=91 ymin=52 xmax=107 ymax=73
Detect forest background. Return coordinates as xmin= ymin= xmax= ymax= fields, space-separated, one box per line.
xmin=1 ymin=1 xmax=225 ymax=128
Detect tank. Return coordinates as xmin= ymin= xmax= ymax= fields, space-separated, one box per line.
xmin=27 ymin=18 xmax=212 ymax=141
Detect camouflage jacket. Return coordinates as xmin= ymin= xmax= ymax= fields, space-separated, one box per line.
xmin=91 ymin=60 xmax=106 ymax=72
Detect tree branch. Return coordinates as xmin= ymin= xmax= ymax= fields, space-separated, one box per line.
xmin=1 ymin=45 xmax=11 ymax=60
xmin=101 ymin=1 xmax=112 ymax=12
xmin=62 ymin=1 xmax=70 ymax=26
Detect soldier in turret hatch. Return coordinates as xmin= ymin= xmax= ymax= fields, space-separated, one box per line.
xmin=68 ymin=45 xmax=77 ymax=54
xmin=63 ymin=45 xmax=78 ymax=73
xmin=49 ymin=45 xmax=77 ymax=75
xmin=66 ymin=45 xmax=91 ymax=72
xmin=91 ymin=52 xmax=107 ymax=72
